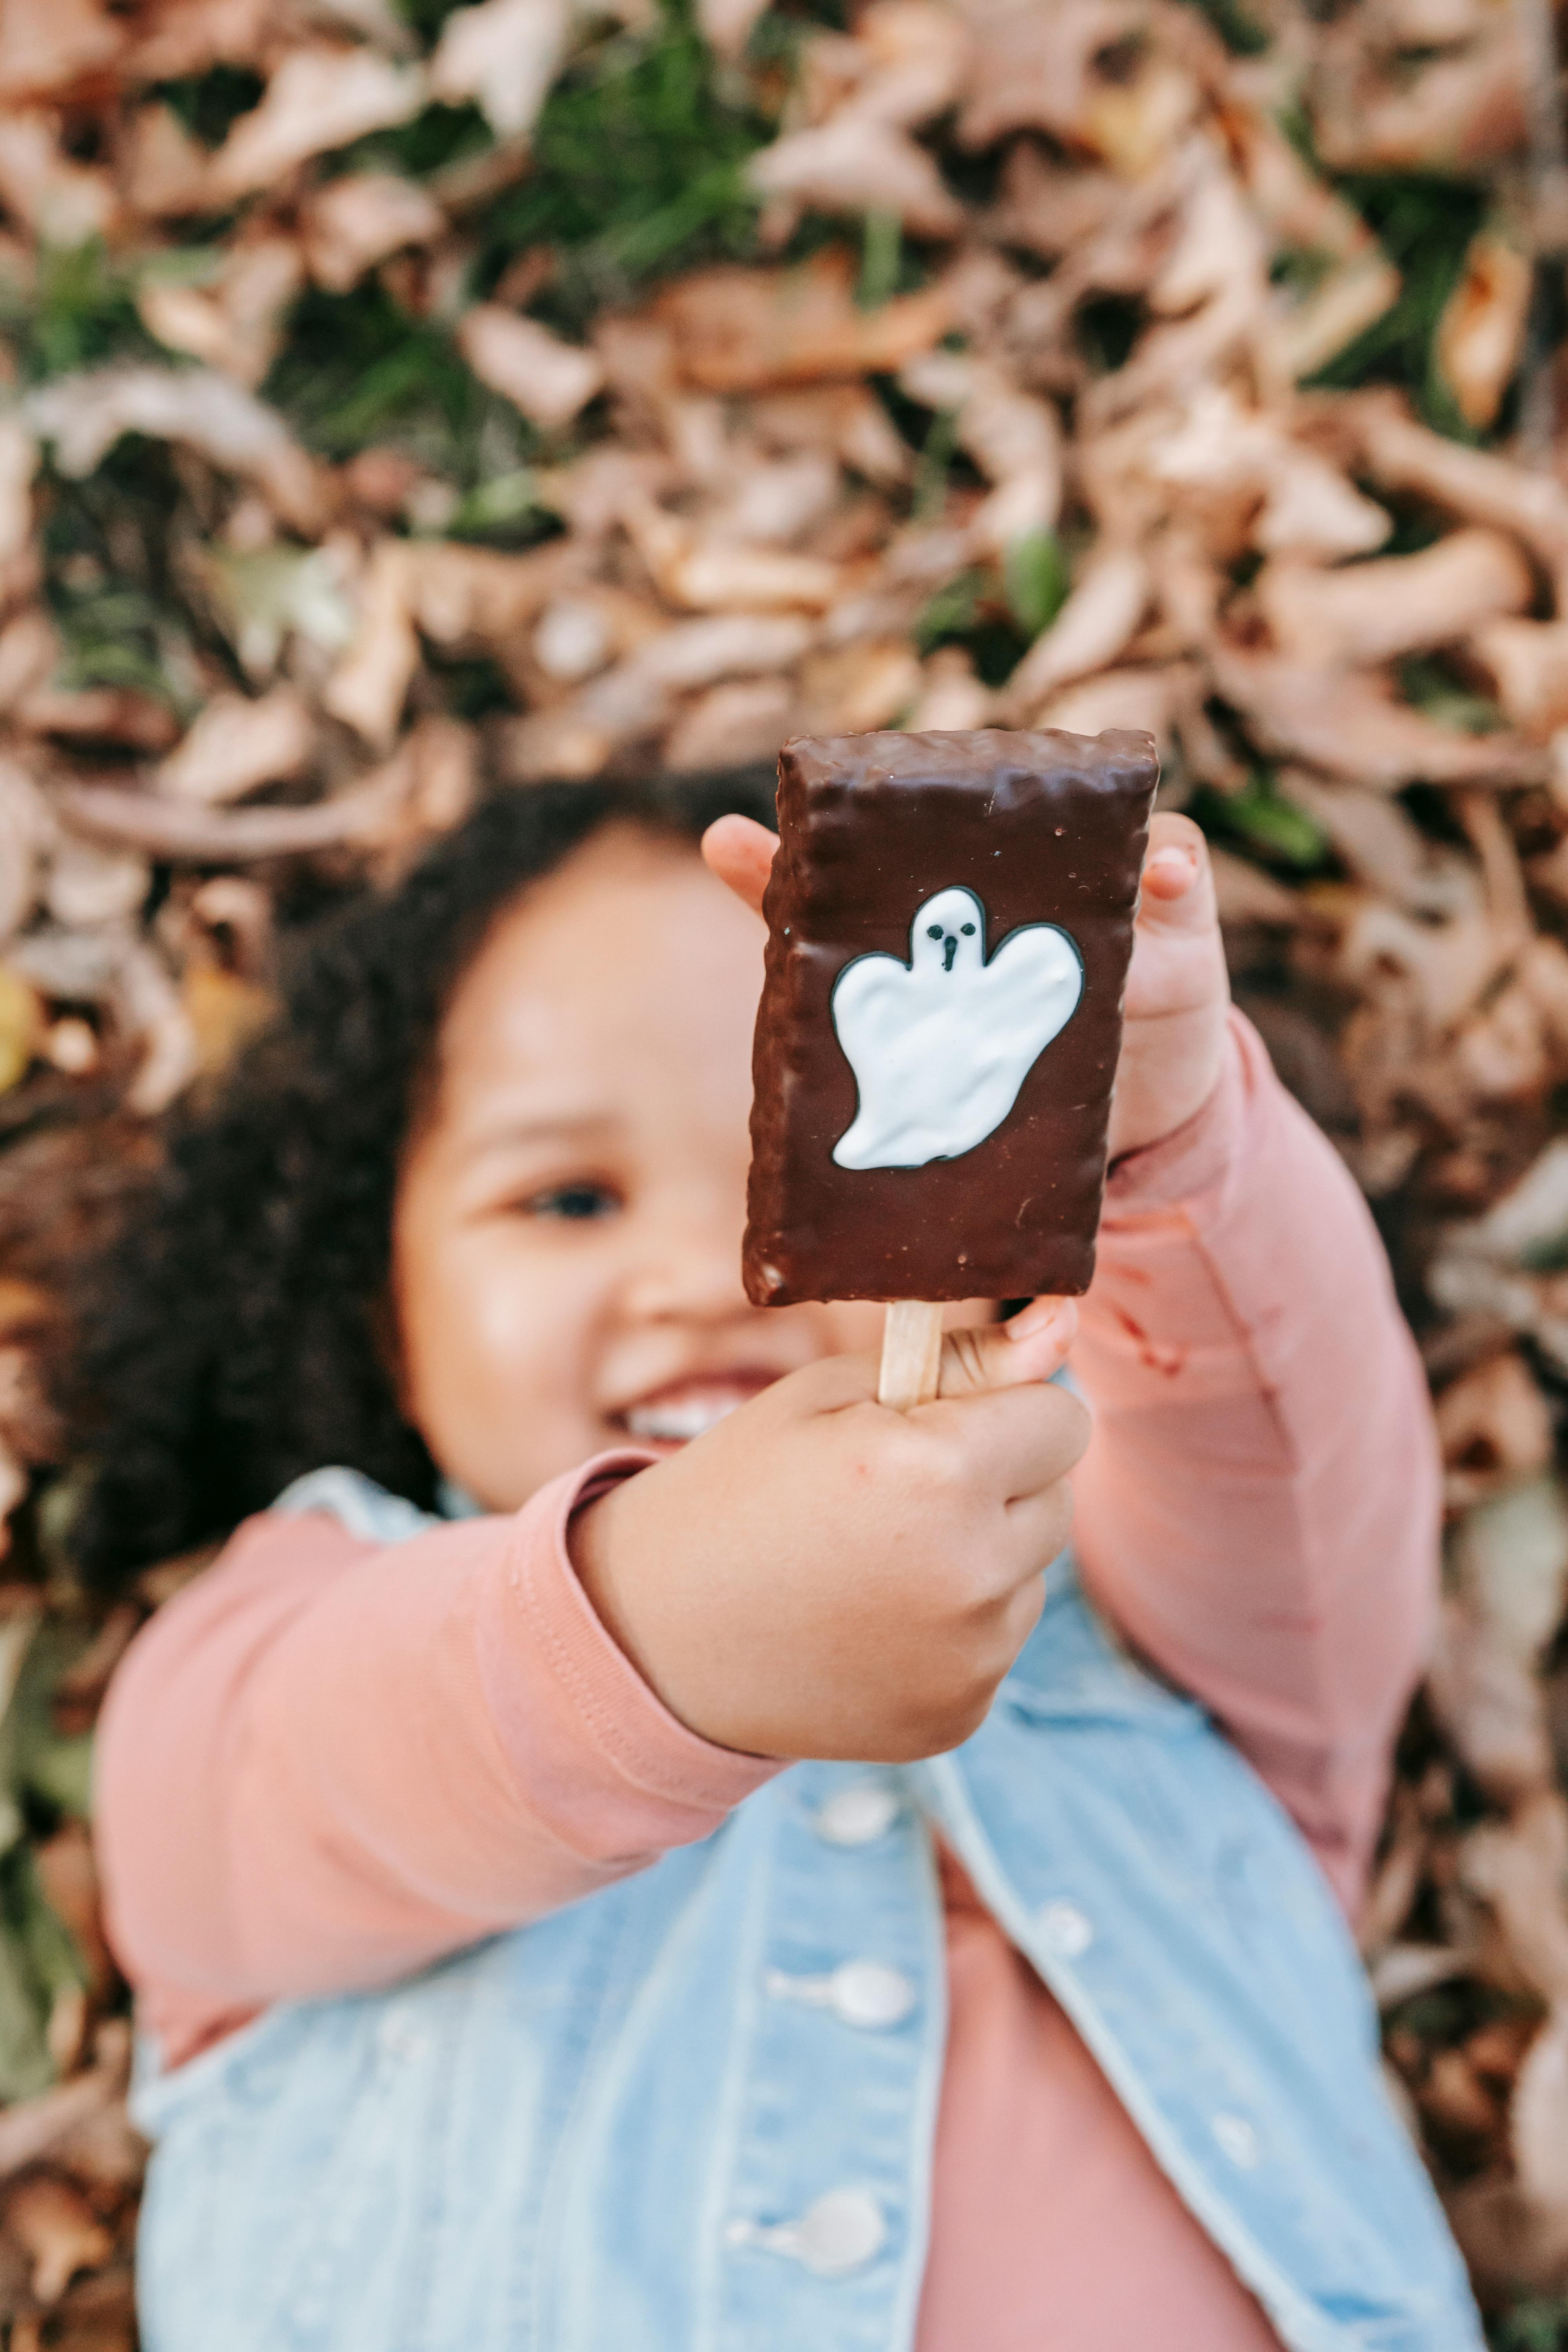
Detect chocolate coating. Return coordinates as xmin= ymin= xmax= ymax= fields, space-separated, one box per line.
xmin=743 ymin=728 xmax=1159 ymax=1304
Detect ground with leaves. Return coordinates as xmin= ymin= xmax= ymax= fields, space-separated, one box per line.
xmin=4 ymin=0 xmax=1568 ymax=2343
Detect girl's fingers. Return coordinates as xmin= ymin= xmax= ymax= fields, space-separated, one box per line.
xmin=1006 ymin=1293 xmax=1073 ymax=1347
xmin=701 ymin=815 xmax=778 ymax=916
xmin=794 ymin=1301 xmax=1076 ymax=1425
xmin=918 ymin=1377 xmax=1092 ymax=1504
xmin=1137 ymin=812 xmax=1215 ymax=930
xmin=1002 ymin=1479 xmax=1076 ymax=1570
xmin=941 ymin=1299 xmax=1076 ymax=1394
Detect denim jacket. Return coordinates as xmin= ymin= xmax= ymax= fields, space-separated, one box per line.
xmin=129 ymin=1468 xmax=1481 ymax=2352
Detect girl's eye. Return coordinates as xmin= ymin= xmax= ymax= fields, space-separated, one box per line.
xmin=523 ymin=1184 xmax=620 ymax=1223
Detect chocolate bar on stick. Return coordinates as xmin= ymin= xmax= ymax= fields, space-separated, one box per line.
xmin=743 ymin=729 xmax=1159 ymax=1406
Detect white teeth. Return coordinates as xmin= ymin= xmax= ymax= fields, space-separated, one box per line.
xmin=624 ymin=1392 xmax=747 ymax=1444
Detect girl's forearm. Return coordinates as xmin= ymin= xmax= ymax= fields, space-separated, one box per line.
xmin=94 ymin=1457 xmax=775 ymax=2055
xmin=1070 ymin=1008 xmax=1440 ymax=1913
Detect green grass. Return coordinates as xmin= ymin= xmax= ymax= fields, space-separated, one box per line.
xmin=40 ymin=439 xmax=208 ymax=715
xmin=338 ymin=99 xmax=494 ymax=184
xmin=0 ymin=240 xmax=165 ymax=385
xmin=264 ymin=278 xmax=530 ymax=485
xmin=260 ymin=1 xmax=777 ymax=477
xmin=1296 ymin=171 xmax=1490 ymax=436
xmin=475 ymin=4 xmax=771 ymax=325
xmin=152 ymin=64 xmax=265 ymax=150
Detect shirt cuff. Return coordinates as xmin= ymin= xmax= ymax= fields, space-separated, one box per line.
xmin=477 ymin=1452 xmax=780 ymax=1828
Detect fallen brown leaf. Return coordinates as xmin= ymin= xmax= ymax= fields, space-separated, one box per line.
xmin=655 ymin=249 xmax=951 ymax=393
xmin=3 ymin=2175 xmax=112 ymax=2306
xmin=205 ymin=45 xmax=425 ymax=203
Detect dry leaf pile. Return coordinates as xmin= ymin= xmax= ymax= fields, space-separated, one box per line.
xmin=5 ymin=0 xmax=1568 ymax=2338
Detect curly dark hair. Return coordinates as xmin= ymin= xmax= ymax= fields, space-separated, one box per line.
xmin=61 ymin=768 xmax=777 ymax=1590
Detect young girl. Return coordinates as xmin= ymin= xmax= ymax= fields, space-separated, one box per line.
xmin=76 ymin=768 xmax=1479 ymax=2351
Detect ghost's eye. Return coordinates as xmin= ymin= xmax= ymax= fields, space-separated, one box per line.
xmin=927 ymin=923 xmax=943 ymax=938
xmin=960 ymin=923 xmax=975 ymax=935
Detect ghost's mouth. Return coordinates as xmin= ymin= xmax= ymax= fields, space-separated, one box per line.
xmin=943 ymin=935 xmax=957 ymax=971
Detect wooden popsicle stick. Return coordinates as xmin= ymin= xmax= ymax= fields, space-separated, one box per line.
xmin=878 ymin=1300 xmax=945 ymax=1410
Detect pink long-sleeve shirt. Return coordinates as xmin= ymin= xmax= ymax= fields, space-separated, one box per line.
xmin=94 ymin=1010 xmax=1440 ymax=2351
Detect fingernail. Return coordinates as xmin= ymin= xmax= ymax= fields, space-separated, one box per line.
xmin=1007 ymin=1295 xmax=1075 ymax=1345
xmin=1147 ymin=845 xmax=1198 ymax=884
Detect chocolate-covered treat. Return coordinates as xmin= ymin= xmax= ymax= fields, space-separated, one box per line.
xmin=744 ymin=728 xmax=1159 ymax=1306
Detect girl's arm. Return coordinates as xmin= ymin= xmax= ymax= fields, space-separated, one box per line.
xmin=1070 ymin=1006 xmax=1441 ymax=1913
xmin=98 ymin=1284 xmax=1085 ymax=2066
xmin=94 ymin=1455 xmax=778 ymax=2062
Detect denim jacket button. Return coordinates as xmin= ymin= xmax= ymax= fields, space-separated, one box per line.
xmin=814 ymin=1784 xmax=900 ymax=1846
xmin=376 ymin=2009 xmax=425 ymax=2062
xmin=1037 ymin=1900 xmax=1094 ymax=1958
xmin=829 ymin=1961 xmax=917 ymax=2029
xmin=792 ymin=2189 xmax=887 ymax=2277
xmin=1212 ymin=2112 xmax=1261 ymax=2170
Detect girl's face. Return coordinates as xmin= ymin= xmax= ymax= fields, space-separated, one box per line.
xmin=391 ymin=824 xmax=893 ymax=1514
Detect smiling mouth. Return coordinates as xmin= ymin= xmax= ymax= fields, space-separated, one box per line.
xmin=617 ymin=1375 xmax=774 ymax=1448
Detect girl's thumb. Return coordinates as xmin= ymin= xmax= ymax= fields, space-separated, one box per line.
xmin=1137 ymin=813 xmax=1214 ymax=936
xmin=934 ymin=1298 xmax=1077 ymax=1399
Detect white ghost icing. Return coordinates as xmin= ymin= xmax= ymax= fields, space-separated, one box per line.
xmin=830 ymin=886 xmax=1083 ymax=1171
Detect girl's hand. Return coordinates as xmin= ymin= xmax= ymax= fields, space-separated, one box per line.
xmin=1105 ymin=811 xmax=1229 ymax=1161
xmin=702 ymin=808 xmax=1230 ymax=1163
xmin=571 ymin=1303 xmax=1087 ymax=1760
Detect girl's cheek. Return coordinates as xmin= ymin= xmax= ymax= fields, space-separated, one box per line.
xmin=470 ymin=1228 xmax=616 ymax=1389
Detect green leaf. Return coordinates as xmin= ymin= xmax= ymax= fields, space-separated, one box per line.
xmin=1004 ymin=530 xmax=1069 ymax=640
xmin=20 ymin=1734 xmax=93 ymax=1822
xmin=1490 ymin=2298 xmax=1568 ymax=2352
xmin=1397 ymin=652 xmax=1505 ymax=735
xmin=0 ymin=1915 xmax=56 ymax=2103
xmin=1198 ymin=774 xmax=1330 ymax=871
xmin=0 ymin=1613 xmax=93 ymax=2105
xmin=11 ymin=1847 xmax=85 ymax=2009
xmin=10 ymin=1620 xmax=100 ymax=1822
xmin=446 ymin=469 xmax=542 ymax=537
xmin=0 ymin=1847 xmax=91 ymax=2102
xmin=1186 ymin=0 xmax=1269 ymax=54
xmin=204 ymin=544 xmax=357 ymax=673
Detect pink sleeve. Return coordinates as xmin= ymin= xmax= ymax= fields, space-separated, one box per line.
xmin=94 ymin=1453 xmax=778 ymax=2062
xmin=1070 ymin=1008 xmax=1440 ymax=1915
